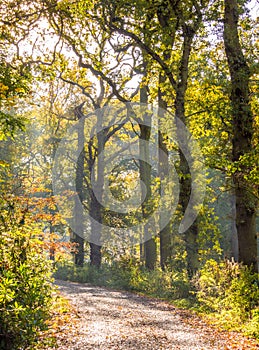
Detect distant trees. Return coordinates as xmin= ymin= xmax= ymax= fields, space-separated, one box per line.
xmin=0 ymin=0 xmax=258 ymax=272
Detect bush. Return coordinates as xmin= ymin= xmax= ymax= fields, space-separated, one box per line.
xmin=54 ymin=259 xmax=134 ymax=289
xmin=0 ymin=215 xmax=53 ymax=349
xmin=194 ymin=259 xmax=259 ymax=337
xmin=244 ymin=308 xmax=259 ymax=339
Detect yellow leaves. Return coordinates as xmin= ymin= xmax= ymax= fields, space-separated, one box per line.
xmin=0 ymin=82 xmax=8 ymax=91
xmin=0 ymin=160 xmax=9 ymax=168
xmin=0 ymin=82 xmax=9 ymax=97
xmin=0 ymin=79 xmax=28 ymax=104
xmin=221 ymin=131 xmax=229 ymax=140
xmin=15 ymin=87 xmax=25 ymax=94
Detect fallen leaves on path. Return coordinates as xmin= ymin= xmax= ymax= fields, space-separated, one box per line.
xmin=41 ymin=280 xmax=259 ymax=350
xmin=176 ymin=308 xmax=259 ymax=350
xmin=39 ymin=289 xmax=82 ymax=348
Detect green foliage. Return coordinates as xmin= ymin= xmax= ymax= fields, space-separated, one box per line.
xmin=54 ymin=260 xmax=131 ymax=288
xmin=54 ymin=256 xmax=191 ymax=301
xmin=0 ymin=63 xmax=30 ymax=99
xmin=0 ymin=201 xmax=53 ymax=350
xmin=0 ymin=111 xmax=25 ymax=140
xmin=0 ymin=63 xmax=30 ymax=140
xmin=194 ymin=259 xmax=259 ymax=338
xmin=245 ymin=309 xmax=259 ymax=339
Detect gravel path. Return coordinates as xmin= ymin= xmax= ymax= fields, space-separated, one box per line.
xmin=54 ymin=280 xmax=257 ymax=350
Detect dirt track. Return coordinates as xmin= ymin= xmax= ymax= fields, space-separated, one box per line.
xmin=53 ymin=279 xmax=243 ymax=350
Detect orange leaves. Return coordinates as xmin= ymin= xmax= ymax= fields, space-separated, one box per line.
xmin=1 ymin=177 xmax=77 ymax=260
xmin=222 ymin=332 xmax=259 ymax=350
xmin=42 ymin=233 xmax=75 ymax=259
xmin=40 ymin=292 xmax=81 ymax=348
xmin=180 ymin=309 xmax=259 ymax=349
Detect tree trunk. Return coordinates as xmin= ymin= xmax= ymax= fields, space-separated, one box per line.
xmin=175 ymin=27 xmax=199 ymax=278
xmin=224 ymin=0 xmax=258 ymax=271
xmin=90 ymin=241 xmax=102 ymax=267
xmin=157 ymin=3 xmax=202 ymax=276
xmin=89 ymin=125 xmax=105 ymax=268
xmin=89 ymin=179 xmax=102 ymax=268
xmin=158 ymin=73 xmax=171 ymax=271
xmin=178 ymin=150 xmax=199 ymax=277
xmin=140 ymin=83 xmax=157 ymax=270
xmin=74 ymin=234 xmax=84 ymax=266
xmin=72 ymin=114 xmax=85 ymax=267
xmin=230 ymin=192 xmax=239 ymax=261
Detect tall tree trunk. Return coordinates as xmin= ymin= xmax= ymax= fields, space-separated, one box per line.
xmin=175 ymin=26 xmax=199 ymax=278
xmin=158 ymin=73 xmax=171 ymax=270
xmin=140 ymin=82 xmax=157 ymax=270
xmin=89 ymin=238 xmax=102 ymax=267
xmin=224 ymin=0 xmax=258 ymax=271
xmin=89 ymin=188 xmax=102 ymax=268
xmin=89 ymin=124 xmax=105 ymax=268
xmin=89 ymin=189 xmax=102 ymax=268
xmin=156 ymin=2 xmax=202 ymax=276
xmin=156 ymin=4 xmax=175 ymax=270
xmin=72 ymin=114 xmax=85 ymax=267
xmin=230 ymin=192 xmax=239 ymax=261
xmin=49 ymin=223 xmax=55 ymax=261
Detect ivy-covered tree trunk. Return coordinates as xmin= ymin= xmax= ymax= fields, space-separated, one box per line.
xmin=223 ymin=0 xmax=258 ymax=271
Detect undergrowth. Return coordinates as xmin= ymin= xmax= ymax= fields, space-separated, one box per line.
xmin=0 ymin=224 xmax=54 ymax=350
xmin=0 ymin=197 xmax=55 ymax=350
xmin=193 ymin=259 xmax=259 ymax=339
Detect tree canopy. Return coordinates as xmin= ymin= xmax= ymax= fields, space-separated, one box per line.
xmin=0 ymin=0 xmax=258 ymax=347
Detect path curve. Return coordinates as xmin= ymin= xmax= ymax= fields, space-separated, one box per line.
xmin=54 ymin=280 xmax=250 ymax=350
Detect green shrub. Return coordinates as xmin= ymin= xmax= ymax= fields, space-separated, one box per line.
xmin=244 ymin=308 xmax=259 ymax=339
xmin=55 ymin=256 xmax=191 ymax=301
xmin=0 ymin=218 xmax=53 ymax=349
xmin=194 ymin=259 xmax=259 ymax=337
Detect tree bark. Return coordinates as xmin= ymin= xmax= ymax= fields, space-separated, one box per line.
xmin=89 ymin=125 xmax=105 ymax=268
xmin=140 ymin=81 xmax=157 ymax=270
xmin=230 ymin=192 xmax=239 ymax=261
xmin=158 ymin=74 xmax=171 ymax=271
xmin=175 ymin=26 xmax=199 ymax=278
xmin=223 ymin=0 xmax=258 ymax=271
xmin=89 ymin=182 xmax=102 ymax=268
xmin=72 ymin=114 xmax=85 ymax=267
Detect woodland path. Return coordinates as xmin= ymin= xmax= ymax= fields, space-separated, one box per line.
xmin=54 ymin=280 xmax=259 ymax=350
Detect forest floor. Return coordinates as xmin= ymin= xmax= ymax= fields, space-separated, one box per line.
xmin=46 ymin=280 xmax=259 ymax=350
